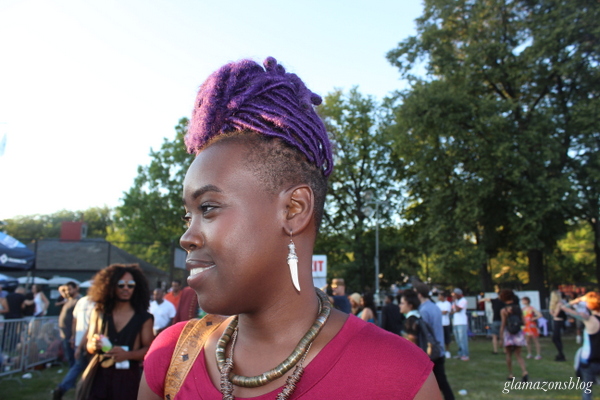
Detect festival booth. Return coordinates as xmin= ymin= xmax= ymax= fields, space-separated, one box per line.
xmin=0 ymin=232 xmax=35 ymax=290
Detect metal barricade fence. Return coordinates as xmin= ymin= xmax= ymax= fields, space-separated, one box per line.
xmin=0 ymin=318 xmax=28 ymax=378
xmin=0 ymin=316 xmax=60 ymax=378
xmin=469 ymin=311 xmax=488 ymax=336
xmin=468 ymin=309 xmax=553 ymax=337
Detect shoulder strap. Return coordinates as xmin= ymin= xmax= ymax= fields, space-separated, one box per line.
xmin=164 ymin=314 xmax=228 ymax=400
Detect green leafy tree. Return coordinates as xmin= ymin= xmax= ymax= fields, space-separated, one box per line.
xmin=571 ymin=126 xmax=600 ymax=283
xmin=387 ymin=0 xmax=599 ymax=301
xmin=315 ymin=88 xmax=401 ymax=292
xmin=5 ymin=206 xmax=113 ymax=240
xmin=110 ymin=118 xmax=194 ymax=271
xmin=548 ymin=221 xmax=596 ymax=286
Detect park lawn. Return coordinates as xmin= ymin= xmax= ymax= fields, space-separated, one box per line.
xmin=0 ymin=333 xmax=585 ymax=399
xmin=446 ymin=334 xmax=583 ymax=399
xmin=0 ymin=364 xmax=75 ymax=400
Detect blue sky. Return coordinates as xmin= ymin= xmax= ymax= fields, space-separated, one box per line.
xmin=0 ymin=0 xmax=422 ymax=219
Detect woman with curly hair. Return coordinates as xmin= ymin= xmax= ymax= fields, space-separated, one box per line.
xmin=83 ymin=263 xmax=154 ymax=400
xmin=139 ymin=57 xmax=439 ymax=399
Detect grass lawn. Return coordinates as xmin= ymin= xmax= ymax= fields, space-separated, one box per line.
xmin=0 ymin=332 xmax=587 ymax=399
xmin=446 ymin=333 xmax=584 ymax=399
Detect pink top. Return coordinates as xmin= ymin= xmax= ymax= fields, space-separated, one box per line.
xmin=145 ymin=314 xmax=433 ymax=399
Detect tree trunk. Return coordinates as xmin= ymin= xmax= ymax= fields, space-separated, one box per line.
xmin=527 ymin=249 xmax=547 ymax=308
xmin=480 ymin=261 xmax=494 ymax=292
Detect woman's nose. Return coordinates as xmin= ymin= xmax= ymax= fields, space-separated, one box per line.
xmin=180 ymin=223 xmax=204 ymax=251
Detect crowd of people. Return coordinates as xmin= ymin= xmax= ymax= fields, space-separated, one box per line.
xmin=0 ymin=283 xmax=49 ymax=320
xmin=48 ymin=271 xmax=192 ymax=400
xmin=0 ymin=271 xmax=198 ymax=400
xmin=18 ymin=265 xmax=593 ymax=400
xmin=7 ymin=271 xmax=589 ymax=400
xmin=0 ymin=283 xmax=58 ymax=370
xmin=324 ymin=282 xmax=600 ymax=399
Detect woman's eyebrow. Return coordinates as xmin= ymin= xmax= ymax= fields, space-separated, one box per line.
xmin=182 ymin=184 xmax=222 ymax=205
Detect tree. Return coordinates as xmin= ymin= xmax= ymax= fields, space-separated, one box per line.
xmin=5 ymin=206 xmax=113 ymax=240
xmin=570 ymin=113 xmax=600 ymax=283
xmin=387 ymin=0 xmax=599 ymax=301
xmin=109 ymin=118 xmax=194 ymax=271
xmin=315 ymin=88 xmax=401 ymax=292
xmin=548 ymin=221 xmax=596 ymax=287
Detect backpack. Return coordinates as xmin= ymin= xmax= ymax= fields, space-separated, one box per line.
xmin=415 ymin=318 xmax=443 ymax=360
xmin=505 ymin=305 xmax=522 ymax=334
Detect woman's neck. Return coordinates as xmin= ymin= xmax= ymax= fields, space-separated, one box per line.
xmin=112 ymin=300 xmax=134 ymax=313
xmin=236 ymin=289 xmax=321 ymax=345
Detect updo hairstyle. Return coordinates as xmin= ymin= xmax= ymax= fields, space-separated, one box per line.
xmin=185 ymin=57 xmax=333 ymax=228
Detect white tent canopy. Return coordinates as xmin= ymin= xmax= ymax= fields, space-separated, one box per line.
xmin=47 ymin=276 xmax=81 ymax=286
xmin=17 ymin=276 xmax=49 ymax=284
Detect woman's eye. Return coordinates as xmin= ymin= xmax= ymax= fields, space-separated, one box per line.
xmin=181 ymin=213 xmax=191 ymax=225
xmin=200 ymin=204 xmax=216 ymax=214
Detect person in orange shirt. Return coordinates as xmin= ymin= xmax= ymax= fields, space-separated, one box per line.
xmin=163 ymin=280 xmax=182 ymax=309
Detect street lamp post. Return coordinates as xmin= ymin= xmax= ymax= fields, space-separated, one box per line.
xmin=374 ymin=200 xmax=381 ymax=301
xmin=364 ymin=196 xmax=387 ymax=304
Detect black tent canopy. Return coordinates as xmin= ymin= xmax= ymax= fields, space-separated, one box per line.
xmin=0 ymin=232 xmax=35 ymax=271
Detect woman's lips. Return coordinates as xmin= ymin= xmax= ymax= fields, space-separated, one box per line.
xmin=186 ymin=259 xmax=216 ymax=277
xmin=189 ymin=265 xmax=216 ymax=276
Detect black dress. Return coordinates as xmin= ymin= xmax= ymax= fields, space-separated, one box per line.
xmin=88 ymin=311 xmax=153 ymax=400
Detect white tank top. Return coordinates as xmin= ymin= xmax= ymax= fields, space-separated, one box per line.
xmin=34 ymin=292 xmax=45 ymax=316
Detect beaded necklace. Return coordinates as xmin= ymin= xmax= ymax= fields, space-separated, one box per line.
xmin=217 ymin=288 xmax=331 ymax=399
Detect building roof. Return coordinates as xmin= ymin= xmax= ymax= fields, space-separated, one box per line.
xmin=21 ymin=239 xmax=168 ymax=281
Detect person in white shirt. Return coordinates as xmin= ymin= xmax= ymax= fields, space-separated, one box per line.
xmin=73 ymin=296 xmax=95 ymax=348
xmin=436 ymin=291 xmax=452 ymax=357
xmin=451 ymin=288 xmax=469 ymax=361
xmin=149 ymin=288 xmax=176 ymax=336
xmin=53 ymin=295 xmax=96 ymax=399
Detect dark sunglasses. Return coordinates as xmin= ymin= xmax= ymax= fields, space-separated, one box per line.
xmin=117 ymin=280 xmax=136 ymax=289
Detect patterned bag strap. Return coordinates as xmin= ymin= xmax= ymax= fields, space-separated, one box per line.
xmin=164 ymin=314 xmax=228 ymax=400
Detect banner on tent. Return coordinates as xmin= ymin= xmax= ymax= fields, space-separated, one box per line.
xmin=0 ymin=232 xmax=35 ymax=270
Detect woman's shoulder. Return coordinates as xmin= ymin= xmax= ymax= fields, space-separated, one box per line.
xmin=342 ymin=316 xmax=428 ymax=360
xmin=144 ymin=321 xmax=192 ymax=397
xmin=139 ymin=310 xmax=154 ymax=322
xmin=363 ymin=307 xmax=375 ymax=317
xmin=307 ymin=315 xmax=432 ymax=398
xmin=148 ymin=321 xmax=188 ymax=355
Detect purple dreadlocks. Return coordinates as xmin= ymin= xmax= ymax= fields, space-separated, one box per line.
xmin=186 ymin=57 xmax=333 ymax=176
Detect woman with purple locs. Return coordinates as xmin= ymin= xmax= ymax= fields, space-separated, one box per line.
xmin=139 ymin=57 xmax=439 ymax=399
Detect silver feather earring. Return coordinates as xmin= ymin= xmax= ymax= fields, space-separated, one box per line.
xmin=287 ymin=231 xmax=300 ymax=292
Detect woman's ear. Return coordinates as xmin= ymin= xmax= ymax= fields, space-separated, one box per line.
xmin=283 ymin=185 xmax=314 ymax=235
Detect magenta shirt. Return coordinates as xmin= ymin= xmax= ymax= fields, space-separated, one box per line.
xmin=145 ymin=314 xmax=432 ymax=399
